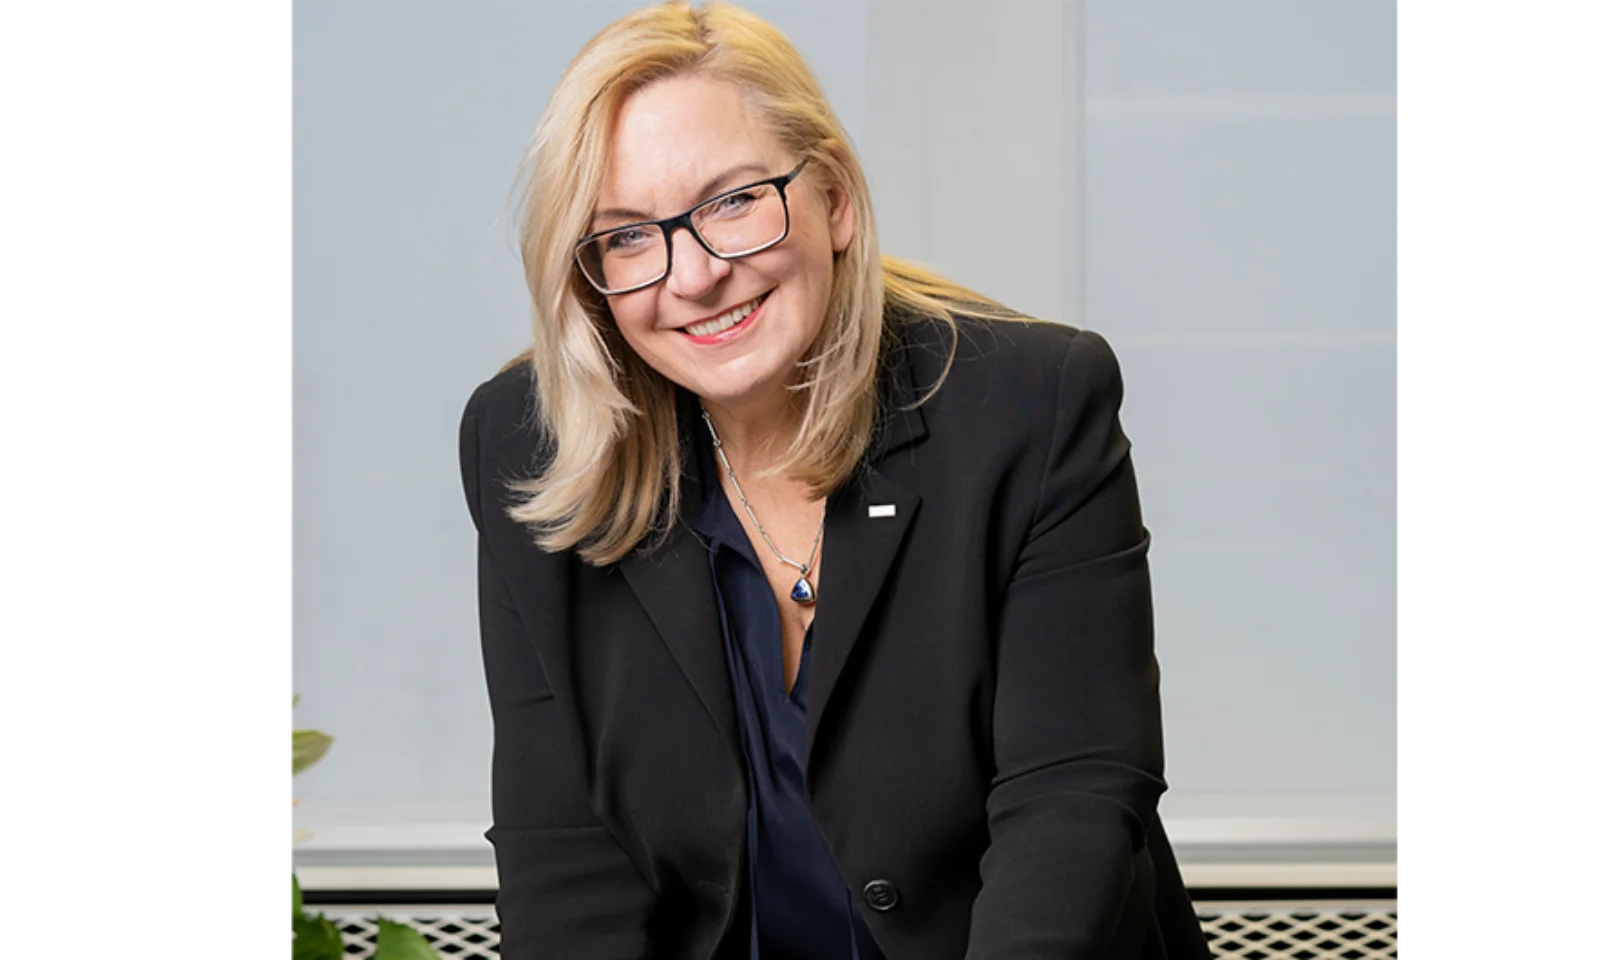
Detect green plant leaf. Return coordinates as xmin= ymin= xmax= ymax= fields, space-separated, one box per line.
xmin=373 ymin=917 xmax=442 ymax=960
xmin=292 ymin=910 xmax=344 ymax=960
xmin=293 ymin=693 xmax=301 ymax=708
xmin=293 ymin=729 xmax=334 ymax=775
xmin=292 ymin=871 xmax=303 ymax=918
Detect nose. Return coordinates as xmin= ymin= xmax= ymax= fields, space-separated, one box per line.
xmin=663 ymin=226 xmax=730 ymax=301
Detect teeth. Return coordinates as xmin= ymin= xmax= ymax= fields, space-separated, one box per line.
xmin=684 ymin=295 xmax=762 ymax=338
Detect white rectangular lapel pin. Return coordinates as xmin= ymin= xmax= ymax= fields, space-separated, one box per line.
xmin=868 ymin=504 xmax=896 ymax=519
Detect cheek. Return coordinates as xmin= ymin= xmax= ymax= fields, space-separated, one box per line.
xmin=790 ymin=211 xmax=840 ymax=291
xmin=606 ymin=300 xmax=657 ymax=351
xmin=795 ymin=245 xmax=838 ymax=308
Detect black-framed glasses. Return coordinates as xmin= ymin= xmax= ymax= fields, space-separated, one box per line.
xmin=574 ymin=158 xmax=810 ymax=296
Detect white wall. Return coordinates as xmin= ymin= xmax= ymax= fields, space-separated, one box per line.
xmin=1082 ymin=1 xmax=1397 ymax=823
xmin=293 ymin=0 xmax=1395 ymax=863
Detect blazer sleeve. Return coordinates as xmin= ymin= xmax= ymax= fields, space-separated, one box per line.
xmin=460 ymin=380 xmax=657 ymax=960
xmin=965 ymin=330 xmax=1168 ymax=959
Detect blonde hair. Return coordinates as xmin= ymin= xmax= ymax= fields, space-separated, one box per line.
xmin=508 ymin=0 xmax=1024 ymax=565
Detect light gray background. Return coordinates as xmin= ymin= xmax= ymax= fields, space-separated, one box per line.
xmin=294 ymin=0 xmax=1395 ymax=855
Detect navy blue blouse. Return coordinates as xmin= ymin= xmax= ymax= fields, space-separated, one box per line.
xmin=691 ymin=429 xmax=885 ymax=960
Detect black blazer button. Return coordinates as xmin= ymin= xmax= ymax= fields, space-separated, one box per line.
xmin=862 ymin=879 xmax=899 ymax=912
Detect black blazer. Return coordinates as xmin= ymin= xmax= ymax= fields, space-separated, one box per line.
xmin=460 ymin=314 xmax=1212 ymax=960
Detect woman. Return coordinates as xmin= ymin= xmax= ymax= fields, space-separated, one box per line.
xmin=460 ymin=3 xmax=1210 ymax=958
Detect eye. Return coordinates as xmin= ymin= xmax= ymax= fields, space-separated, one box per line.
xmin=603 ymin=228 xmax=650 ymax=252
xmin=708 ymin=190 xmax=757 ymax=216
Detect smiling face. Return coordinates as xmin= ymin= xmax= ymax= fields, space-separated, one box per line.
xmin=592 ymin=73 xmax=854 ymax=413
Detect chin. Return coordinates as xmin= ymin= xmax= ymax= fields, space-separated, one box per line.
xmin=665 ymin=342 xmax=776 ymax=400
xmin=687 ymin=368 xmax=783 ymax=406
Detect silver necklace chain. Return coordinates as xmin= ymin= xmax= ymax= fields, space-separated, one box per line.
xmin=700 ymin=409 xmax=825 ymax=579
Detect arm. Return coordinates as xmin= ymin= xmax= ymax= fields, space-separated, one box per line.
xmin=461 ymin=380 xmax=656 ymax=960
xmin=966 ymin=330 xmax=1167 ymax=958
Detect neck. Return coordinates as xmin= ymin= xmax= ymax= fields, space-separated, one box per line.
xmin=699 ymin=386 xmax=806 ymax=478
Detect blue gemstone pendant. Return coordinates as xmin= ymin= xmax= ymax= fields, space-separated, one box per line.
xmin=790 ymin=576 xmax=816 ymax=604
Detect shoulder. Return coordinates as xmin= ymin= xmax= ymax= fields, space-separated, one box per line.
xmin=460 ymin=358 xmax=550 ymax=464
xmin=891 ymin=312 xmax=1126 ymax=444
xmin=459 ymin=358 xmax=544 ymax=531
xmin=885 ymin=312 xmax=1135 ymax=545
xmin=462 ymin=357 xmax=540 ymax=440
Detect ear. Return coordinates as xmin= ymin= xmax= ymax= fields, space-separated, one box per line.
xmin=826 ymin=180 xmax=856 ymax=253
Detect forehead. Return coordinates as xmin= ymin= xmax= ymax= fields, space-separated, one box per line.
xmin=597 ymin=74 xmax=786 ymax=217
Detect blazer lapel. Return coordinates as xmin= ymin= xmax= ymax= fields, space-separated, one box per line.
xmin=804 ymin=462 xmax=920 ymax=767
xmin=619 ymin=523 xmax=743 ymax=764
xmin=619 ymin=396 xmax=743 ymax=765
xmin=805 ymin=335 xmax=931 ymax=767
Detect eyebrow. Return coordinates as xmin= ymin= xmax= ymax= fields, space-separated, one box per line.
xmin=592 ymin=162 xmax=774 ymax=226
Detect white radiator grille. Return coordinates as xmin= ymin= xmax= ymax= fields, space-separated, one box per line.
xmin=1198 ymin=903 xmax=1398 ymax=960
xmin=312 ymin=902 xmax=1397 ymax=959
